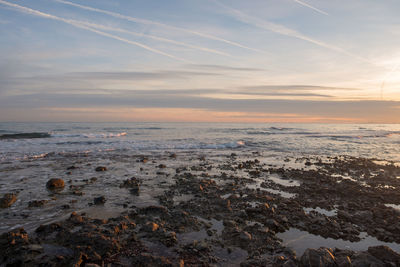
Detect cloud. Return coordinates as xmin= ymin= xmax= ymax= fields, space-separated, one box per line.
xmin=380 ymin=62 xmax=400 ymax=99
xmin=229 ymin=92 xmax=332 ymax=98
xmin=292 ymin=0 xmax=329 ymax=16
xmin=52 ymin=0 xmax=262 ymax=53
xmin=74 ymin=21 xmax=231 ymax=57
xmin=22 ymin=70 xmax=222 ymax=82
xmin=0 ymin=0 xmax=188 ymax=62
xmin=214 ymin=0 xmax=371 ymax=64
xmin=1 ymin=90 xmax=399 ymax=121
xmin=240 ymin=85 xmax=361 ymax=91
xmin=187 ymin=64 xmax=264 ymax=72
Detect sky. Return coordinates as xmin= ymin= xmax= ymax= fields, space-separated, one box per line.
xmin=0 ymin=0 xmax=400 ymax=123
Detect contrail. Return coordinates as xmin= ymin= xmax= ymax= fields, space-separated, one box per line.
xmin=52 ymin=0 xmax=262 ymax=53
xmin=214 ymin=0 xmax=372 ymax=64
xmin=78 ymin=21 xmax=231 ymax=57
xmin=380 ymin=62 xmax=400 ymax=99
xmin=0 ymin=0 xmax=188 ymax=62
xmin=292 ymin=0 xmax=329 ymax=16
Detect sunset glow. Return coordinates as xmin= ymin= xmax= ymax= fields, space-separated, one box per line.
xmin=1 ymin=0 xmax=400 ymax=122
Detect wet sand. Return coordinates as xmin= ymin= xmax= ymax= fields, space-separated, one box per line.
xmin=1 ymin=151 xmax=400 ymax=266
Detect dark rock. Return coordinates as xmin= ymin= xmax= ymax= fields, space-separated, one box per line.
xmin=335 ymin=255 xmax=352 ymax=267
xmin=46 ymin=178 xmax=65 ymax=192
xmin=0 ymin=132 xmax=51 ymax=139
xmin=351 ymin=252 xmax=384 ymax=267
xmin=0 ymin=193 xmax=17 ymax=208
xmin=120 ymin=177 xmax=140 ymax=188
xmin=283 ymin=259 xmax=298 ymax=267
xmin=68 ymin=211 xmax=84 ymax=223
xmin=142 ymin=222 xmax=160 ymax=232
xmin=94 ymin=196 xmax=106 ymax=205
xmin=95 ymin=166 xmax=107 ymax=172
xmin=131 ymin=253 xmax=173 ymax=266
xmin=0 ymin=228 xmax=30 ymax=265
xmin=300 ymin=247 xmax=336 ymax=267
xmin=67 ymin=166 xmax=77 ymax=170
xmin=28 ymin=200 xmax=48 ymax=208
xmin=120 ymin=177 xmax=140 ymax=195
xmin=367 ymin=246 xmax=400 ymax=264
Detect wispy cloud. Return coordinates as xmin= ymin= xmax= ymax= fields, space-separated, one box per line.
xmin=52 ymin=0 xmax=262 ymax=53
xmin=380 ymin=62 xmax=400 ymax=99
xmin=292 ymin=0 xmax=329 ymax=16
xmin=25 ymin=70 xmax=222 ymax=82
xmin=214 ymin=0 xmax=371 ymax=64
xmin=2 ymin=91 xmax=399 ymax=123
xmin=0 ymin=0 xmax=188 ymax=62
xmin=76 ymin=21 xmax=231 ymax=57
xmin=240 ymin=85 xmax=361 ymax=91
xmin=187 ymin=64 xmax=263 ymax=72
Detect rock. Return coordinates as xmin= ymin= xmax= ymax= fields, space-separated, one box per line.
xmin=337 ymin=210 xmax=352 ymax=221
xmin=368 ymin=246 xmax=400 ymax=264
xmin=143 ymin=222 xmax=159 ymax=232
xmin=0 ymin=193 xmax=17 ymax=208
xmin=239 ymin=231 xmax=252 ymax=242
xmin=69 ymin=212 xmax=84 ymax=223
xmin=66 ymin=166 xmax=77 ymax=170
xmin=300 ymin=248 xmax=336 ymax=267
xmin=131 ymin=253 xmax=172 ymax=266
xmin=93 ymin=196 xmax=106 ymax=205
xmin=351 ymin=252 xmax=384 ymax=266
xmin=120 ymin=177 xmax=140 ymax=194
xmin=28 ymin=200 xmax=48 ymax=208
xmin=158 ymin=164 xmax=167 ymax=168
xmin=282 ymin=259 xmax=298 ymax=267
xmin=95 ymin=166 xmax=107 ymax=172
xmin=46 ymin=178 xmax=65 ymax=192
xmin=335 ymin=256 xmax=352 ymax=267
xmin=162 ymin=232 xmax=178 ymax=247
xmin=0 ymin=132 xmax=51 ymax=139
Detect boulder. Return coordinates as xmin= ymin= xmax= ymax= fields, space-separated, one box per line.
xmin=95 ymin=166 xmax=107 ymax=172
xmin=0 ymin=193 xmax=17 ymax=208
xmin=351 ymin=252 xmax=384 ymax=267
xmin=28 ymin=200 xmax=48 ymax=208
xmin=46 ymin=179 xmax=65 ymax=192
xmin=367 ymin=246 xmax=400 ymax=264
xmin=300 ymin=248 xmax=336 ymax=267
xmin=93 ymin=196 xmax=106 ymax=205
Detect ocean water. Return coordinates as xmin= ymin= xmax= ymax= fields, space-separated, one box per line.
xmin=1 ymin=122 xmax=400 ymax=241
xmin=1 ymin=122 xmax=400 ymax=162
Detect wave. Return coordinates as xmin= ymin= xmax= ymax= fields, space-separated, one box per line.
xmin=247 ymin=130 xmax=315 ymax=136
xmin=55 ymin=141 xmax=104 ymax=145
xmin=269 ymin=127 xmax=296 ymax=131
xmin=52 ymin=132 xmax=127 ymax=138
xmin=202 ymin=140 xmax=246 ymax=149
xmin=0 ymin=132 xmax=51 ymax=140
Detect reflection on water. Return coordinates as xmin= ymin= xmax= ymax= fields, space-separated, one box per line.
xmin=385 ymin=203 xmax=400 ymax=212
xmin=278 ymin=228 xmax=400 ymax=255
xmin=304 ymin=207 xmax=337 ymax=217
xmin=268 ymin=174 xmax=301 ymax=187
xmin=246 ymin=177 xmax=296 ymax=198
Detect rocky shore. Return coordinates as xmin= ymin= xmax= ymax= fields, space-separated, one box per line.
xmin=1 ymin=152 xmax=400 ymax=266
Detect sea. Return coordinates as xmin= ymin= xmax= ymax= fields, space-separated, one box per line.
xmin=2 ymin=122 xmax=400 ymax=253
xmin=1 ymin=122 xmax=400 ymax=162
